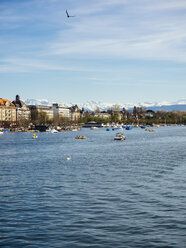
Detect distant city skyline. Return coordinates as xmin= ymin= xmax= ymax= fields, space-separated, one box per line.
xmin=1 ymin=0 xmax=186 ymax=103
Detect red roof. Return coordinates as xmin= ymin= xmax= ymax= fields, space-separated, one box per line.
xmin=0 ymin=99 xmax=15 ymax=107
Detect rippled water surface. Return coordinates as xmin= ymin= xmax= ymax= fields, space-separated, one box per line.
xmin=0 ymin=126 xmax=186 ymax=247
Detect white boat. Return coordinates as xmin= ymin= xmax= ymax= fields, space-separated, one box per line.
xmin=51 ymin=129 xmax=58 ymax=134
xmin=0 ymin=131 xmax=4 ymax=135
xmin=90 ymin=127 xmax=98 ymax=130
xmin=114 ymin=133 xmax=126 ymax=141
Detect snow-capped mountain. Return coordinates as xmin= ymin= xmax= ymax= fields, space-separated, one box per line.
xmin=24 ymin=99 xmax=134 ymax=111
xmin=137 ymin=99 xmax=186 ymax=111
xmin=25 ymin=99 xmax=50 ymax=106
xmin=24 ymin=99 xmax=186 ymax=111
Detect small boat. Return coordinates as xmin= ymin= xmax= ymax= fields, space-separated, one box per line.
xmin=75 ymin=135 xmax=86 ymax=139
xmin=141 ymin=126 xmax=146 ymax=129
xmin=0 ymin=131 xmax=4 ymax=135
xmin=126 ymin=126 xmax=132 ymax=130
xmin=51 ymin=129 xmax=58 ymax=134
xmin=32 ymin=133 xmax=38 ymax=139
xmin=26 ymin=130 xmax=35 ymax=132
xmin=106 ymin=128 xmax=111 ymax=131
xmin=145 ymin=129 xmax=155 ymax=132
xmin=114 ymin=133 xmax=126 ymax=141
xmin=112 ymin=127 xmax=122 ymax=131
xmin=2 ymin=129 xmax=10 ymax=133
xmin=90 ymin=127 xmax=98 ymax=130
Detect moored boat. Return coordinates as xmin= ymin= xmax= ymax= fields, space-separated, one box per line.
xmin=112 ymin=127 xmax=122 ymax=131
xmin=145 ymin=129 xmax=155 ymax=132
xmin=114 ymin=133 xmax=126 ymax=141
xmin=126 ymin=126 xmax=132 ymax=130
xmin=51 ymin=129 xmax=58 ymax=134
xmin=141 ymin=126 xmax=146 ymax=129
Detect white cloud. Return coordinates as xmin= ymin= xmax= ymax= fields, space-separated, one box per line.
xmin=0 ymin=58 xmax=86 ymax=72
xmin=1 ymin=0 xmax=186 ymax=70
xmin=39 ymin=0 xmax=186 ymax=63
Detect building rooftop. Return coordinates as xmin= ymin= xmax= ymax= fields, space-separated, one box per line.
xmin=0 ymin=98 xmax=15 ymax=107
xmin=12 ymin=95 xmax=27 ymax=108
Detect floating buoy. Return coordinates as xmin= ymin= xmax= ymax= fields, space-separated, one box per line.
xmin=66 ymin=157 xmax=71 ymax=160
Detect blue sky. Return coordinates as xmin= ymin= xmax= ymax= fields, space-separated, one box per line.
xmin=1 ymin=0 xmax=186 ymax=104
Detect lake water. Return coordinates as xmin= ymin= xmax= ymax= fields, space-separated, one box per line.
xmin=0 ymin=126 xmax=186 ymax=248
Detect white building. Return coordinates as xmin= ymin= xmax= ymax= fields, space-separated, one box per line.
xmin=28 ymin=105 xmax=53 ymax=119
xmin=93 ymin=112 xmax=111 ymax=119
xmin=52 ymin=103 xmax=71 ymax=119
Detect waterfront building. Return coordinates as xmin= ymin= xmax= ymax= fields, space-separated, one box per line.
xmin=0 ymin=98 xmax=16 ymax=123
xmin=69 ymin=105 xmax=81 ymax=121
xmin=121 ymin=108 xmax=128 ymax=121
xmin=93 ymin=112 xmax=111 ymax=119
xmin=12 ymin=95 xmax=31 ymax=121
xmin=52 ymin=103 xmax=71 ymax=119
xmin=29 ymin=105 xmax=53 ymax=119
xmin=145 ymin=110 xmax=155 ymax=119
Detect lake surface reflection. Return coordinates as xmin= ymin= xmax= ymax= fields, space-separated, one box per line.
xmin=0 ymin=126 xmax=186 ymax=247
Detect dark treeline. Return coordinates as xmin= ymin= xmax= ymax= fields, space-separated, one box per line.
xmin=79 ymin=111 xmax=186 ymax=125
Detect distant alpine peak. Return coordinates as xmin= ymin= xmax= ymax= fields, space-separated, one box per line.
xmin=24 ymin=98 xmax=186 ymax=111
xmin=25 ymin=98 xmax=50 ymax=106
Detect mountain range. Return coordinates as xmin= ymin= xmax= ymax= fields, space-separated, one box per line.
xmin=25 ymin=99 xmax=186 ymax=112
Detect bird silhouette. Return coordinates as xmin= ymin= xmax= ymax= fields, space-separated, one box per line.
xmin=66 ymin=10 xmax=75 ymax=18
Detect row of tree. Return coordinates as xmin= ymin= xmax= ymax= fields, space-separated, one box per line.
xmin=2 ymin=108 xmax=185 ymax=128
xmin=79 ymin=111 xmax=186 ymax=125
xmin=29 ymin=108 xmax=186 ymax=126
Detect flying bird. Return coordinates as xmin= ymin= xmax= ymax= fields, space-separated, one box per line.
xmin=66 ymin=10 xmax=75 ymax=18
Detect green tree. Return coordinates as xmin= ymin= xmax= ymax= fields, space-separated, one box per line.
xmin=31 ymin=109 xmax=39 ymax=125
xmin=38 ymin=111 xmax=50 ymax=125
xmin=31 ymin=109 xmax=50 ymax=125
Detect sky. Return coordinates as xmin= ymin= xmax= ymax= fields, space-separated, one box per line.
xmin=1 ymin=0 xmax=186 ymax=104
